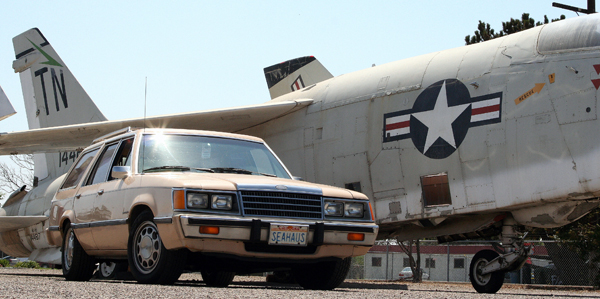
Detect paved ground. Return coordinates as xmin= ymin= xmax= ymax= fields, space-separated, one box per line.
xmin=0 ymin=268 xmax=598 ymax=298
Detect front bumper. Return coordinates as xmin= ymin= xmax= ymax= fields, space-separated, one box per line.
xmin=156 ymin=214 xmax=378 ymax=260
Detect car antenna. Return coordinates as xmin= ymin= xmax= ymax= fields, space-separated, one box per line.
xmin=142 ymin=77 xmax=147 ymax=173
xmin=144 ymin=76 xmax=147 ymax=132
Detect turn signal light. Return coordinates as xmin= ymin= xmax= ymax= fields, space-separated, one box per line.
xmin=347 ymin=233 xmax=365 ymax=241
xmin=173 ymin=190 xmax=185 ymax=210
xmin=199 ymin=226 xmax=220 ymax=235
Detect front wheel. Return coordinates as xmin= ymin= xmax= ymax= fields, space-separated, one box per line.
xmin=127 ymin=210 xmax=187 ymax=284
xmin=469 ymin=249 xmax=505 ymax=293
xmin=62 ymin=224 xmax=96 ymax=281
xmin=292 ymin=257 xmax=351 ymax=290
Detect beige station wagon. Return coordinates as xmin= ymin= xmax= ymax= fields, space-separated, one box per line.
xmin=47 ymin=128 xmax=377 ymax=289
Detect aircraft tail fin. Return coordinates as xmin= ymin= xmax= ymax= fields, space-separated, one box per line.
xmin=0 ymin=85 xmax=16 ymax=121
xmin=12 ymin=28 xmax=107 ymax=129
xmin=11 ymin=28 xmax=108 ymax=181
xmin=264 ymin=56 xmax=333 ymax=99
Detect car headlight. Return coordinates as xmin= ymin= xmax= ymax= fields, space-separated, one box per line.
xmin=187 ymin=193 xmax=209 ymax=209
xmin=324 ymin=202 xmax=344 ymax=217
xmin=211 ymin=194 xmax=232 ymax=210
xmin=344 ymin=202 xmax=364 ymax=218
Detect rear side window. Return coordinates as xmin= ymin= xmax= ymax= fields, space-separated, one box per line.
xmin=86 ymin=143 xmax=119 ymax=186
xmin=61 ymin=149 xmax=99 ymax=189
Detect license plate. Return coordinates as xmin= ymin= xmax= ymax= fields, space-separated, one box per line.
xmin=268 ymin=224 xmax=308 ymax=246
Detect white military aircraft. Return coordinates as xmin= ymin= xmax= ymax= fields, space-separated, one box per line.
xmin=2 ymin=13 xmax=600 ymax=293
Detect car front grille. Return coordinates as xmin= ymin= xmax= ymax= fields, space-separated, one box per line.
xmin=240 ymin=191 xmax=322 ymax=219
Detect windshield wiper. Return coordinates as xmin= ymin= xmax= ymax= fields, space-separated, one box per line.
xmin=143 ymin=166 xmax=214 ymax=173
xmin=210 ymin=167 xmax=276 ymax=177
xmin=211 ymin=167 xmax=252 ymax=174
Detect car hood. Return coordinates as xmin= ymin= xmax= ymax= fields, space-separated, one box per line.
xmin=141 ymin=172 xmax=367 ymax=200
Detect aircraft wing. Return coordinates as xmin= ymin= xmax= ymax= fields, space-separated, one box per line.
xmin=0 ymin=216 xmax=48 ymax=233
xmin=0 ymin=99 xmax=312 ymax=155
xmin=0 ymin=85 xmax=16 ymax=121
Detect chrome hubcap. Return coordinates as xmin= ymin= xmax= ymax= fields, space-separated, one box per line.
xmin=64 ymin=230 xmax=74 ymax=270
xmin=134 ymin=221 xmax=161 ymax=274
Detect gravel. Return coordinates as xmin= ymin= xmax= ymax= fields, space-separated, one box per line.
xmin=0 ymin=268 xmax=598 ymax=298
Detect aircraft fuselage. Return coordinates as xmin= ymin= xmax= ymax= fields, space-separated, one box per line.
xmin=243 ymin=17 xmax=600 ymax=240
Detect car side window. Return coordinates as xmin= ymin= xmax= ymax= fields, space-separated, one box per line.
xmin=86 ymin=143 xmax=119 ymax=186
xmin=109 ymin=138 xmax=134 ymax=180
xmin=61 ymin=149 xmax=99 ymax=190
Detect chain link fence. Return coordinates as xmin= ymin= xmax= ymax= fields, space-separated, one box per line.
xmin=355 ymin=240 xmax=599 ymax=286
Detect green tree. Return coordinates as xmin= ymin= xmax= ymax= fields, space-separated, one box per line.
xmin=551 ymin=208 xmax=600 ymax=285
xmin=465 ymin=13 xmax=566 ymax=45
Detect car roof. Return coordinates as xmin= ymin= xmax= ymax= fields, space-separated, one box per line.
xmin=92 ymin=127 xmax=265 ymax=146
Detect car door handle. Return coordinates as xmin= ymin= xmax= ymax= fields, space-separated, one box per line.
xmin=75 ymin=194 xmax=81 ymax=199
xmin=98 ymin=189 xmax=104 ymax=195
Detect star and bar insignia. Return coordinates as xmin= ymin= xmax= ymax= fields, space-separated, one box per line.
xmin=383 ymin=79 xmax=502 ymax=159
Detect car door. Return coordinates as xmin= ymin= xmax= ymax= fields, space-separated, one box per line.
xmin=85 ymin=138 xmax=135 ymax=251
xmin=54 ymin=148 xmax=101 ymax=250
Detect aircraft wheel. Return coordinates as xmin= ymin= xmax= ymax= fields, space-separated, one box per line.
xmin=292 ymin=257 xmax=351 ymax=290
xmin=200 ymin=269 xmax=235 ymax=287
xmin=98 ymin=261 xmax=127 ymax=279
xmin=128 ymin=210 xmax=186 ymax=285
xmin=62 ymin=224 xmax=96 ymax=281
xmin=469 ymin=249 xmax=505 ymax=293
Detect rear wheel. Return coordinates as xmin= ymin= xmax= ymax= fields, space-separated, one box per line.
xmin=128 ymin=210 xmax=187 ymax=284
xmin=292 ymin=257 xmax=351 ymax=290
xmin=200 ymin=269 xmax=235 ymax=287
xmin=470 ymin=249 xmax=505 ymax=293
xmin=62 ymin=224 xmax=96 ymax=281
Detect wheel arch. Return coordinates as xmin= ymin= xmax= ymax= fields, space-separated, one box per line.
xmin=128 ymin=204 xmax=154 ymax=230
xmin=127 ymin=193 xmax=158 ymax=229
xmin=59 ymin=210 xmax=75 ymax=236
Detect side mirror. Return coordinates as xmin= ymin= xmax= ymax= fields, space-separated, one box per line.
xmin=292 ymin=176 xmax=305 ymax=181
xmin=112 ymin=166 xmax=131 ymax=179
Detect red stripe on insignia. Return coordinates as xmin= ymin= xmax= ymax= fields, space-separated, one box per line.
xmin=594 ymin=64 xmax=600 ymax=75
xmin=386 ymin=120 xmax=410 ymax=131
xmin=471 ymin=104 xmax=499 ymax=116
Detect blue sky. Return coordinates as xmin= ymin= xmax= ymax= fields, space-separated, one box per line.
xmin=0 ymin=1 xmax=583 ymax=180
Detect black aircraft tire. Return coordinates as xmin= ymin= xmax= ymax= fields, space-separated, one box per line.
xmin=292 ymin=257 xmax=351 ymax=290
xmin=469 ymin=249 xmax=505 ymax=294
xmin=128 ymin=210 xmax=187 ymax=285
xmin=62 ymin=224 xmax=96 ymax=281
xmin=200 ymin=269 xmax=236 ymax=287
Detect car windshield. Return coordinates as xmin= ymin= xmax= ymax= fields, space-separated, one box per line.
xmin=138 ymin=134 xmax=291 ymax=179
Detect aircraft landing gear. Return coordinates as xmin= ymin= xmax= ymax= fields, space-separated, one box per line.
xmin=469 ymin=215 xmax=530 ymax=294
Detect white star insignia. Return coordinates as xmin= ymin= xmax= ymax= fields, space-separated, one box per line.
xmin=411 ymin=81 xmax=470 ymax=154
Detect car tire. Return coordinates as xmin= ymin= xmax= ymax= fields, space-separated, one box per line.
xmin=62 ymin=224 xmax=96 ymax=281
xmin=200 ymin=269 xmax=235 ymax=287
xmin=469 ymin=249 xmax=505 ymax=294
xmin=292 ymin=257 xmax=351 ymax=290
xmin=127 ymin=210 xmax=187 ymax=285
